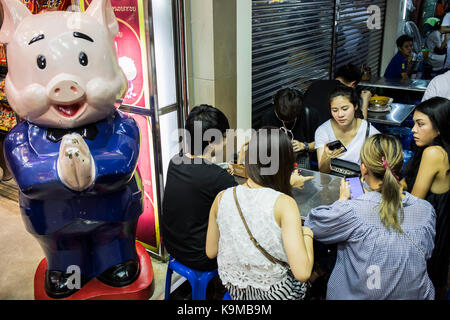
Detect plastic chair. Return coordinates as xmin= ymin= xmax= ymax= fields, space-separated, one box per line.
xmin=164 ymin=256 xmax=218 ymax=300
xmin=223 ymin=291 xmax=232 ymax=300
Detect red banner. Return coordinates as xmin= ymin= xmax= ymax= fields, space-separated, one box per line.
xmin=82 ymin=0 xmax=160 ymax=254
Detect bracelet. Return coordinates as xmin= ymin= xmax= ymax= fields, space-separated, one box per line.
xmin=303 ymin=234 xmax=313 ymax=240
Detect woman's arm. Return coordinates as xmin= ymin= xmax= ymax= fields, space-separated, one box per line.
xmin=205 ymin=191 xmax=225 ymax=259
xmin=290 ymin=172 xmax=314 ymax=189
xmin=317 ymin=147 xmax=331 ymax=173
xmin=399 ymin=178 xmax=408 ymax=191
xmin=292 ymin=141 xmax=315 ymax=153
xmin=360 ymin=90 xmax=372 ymax=120
xmin=439 ymin=33 xmax=448 ymax=50
xmin=317 ymin=144 xmax=345 ymax=174
xmin=275 ymin=194 xmax=314 ymax=282
xmin=411 ymin=147 xmax=444 ymax=199
xmin=440 ymin=26 xmax=450 ymax=33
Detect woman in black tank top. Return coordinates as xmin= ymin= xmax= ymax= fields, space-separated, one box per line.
xmin=403 ymin=97 xmax=450 ymax=300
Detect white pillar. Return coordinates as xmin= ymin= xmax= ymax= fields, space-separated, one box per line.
xmin=236 ymin=0 xmax=252 ymax=148
xmin=380 ymin=0 xmax=405 ymax=75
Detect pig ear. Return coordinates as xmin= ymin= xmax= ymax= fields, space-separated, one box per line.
xmin=85 ymin=0 xmax=119 ymax=37
xmin=0 ymin=0 xmax=32 ymax=44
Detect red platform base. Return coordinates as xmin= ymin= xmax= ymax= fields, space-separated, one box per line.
xmin=34 ymin=241 xmax=154 ymax=300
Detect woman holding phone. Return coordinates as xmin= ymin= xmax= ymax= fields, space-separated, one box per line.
xmin=403 ymin=97 xmax=450 ymax=299
xmin=306 ymin=134 xmax=436 ymax=300
xmin=315 ymin=85 xmax=379 ymax=174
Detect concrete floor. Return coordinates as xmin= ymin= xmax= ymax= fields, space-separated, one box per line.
xmin=0 ymin=179 xmax=181 ymax=300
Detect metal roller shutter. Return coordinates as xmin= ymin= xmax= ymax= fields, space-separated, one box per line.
xmin=333 ymin=0 xmax=387 ymax=77
xmin=252 ymin=0 xmax=335 ymax=128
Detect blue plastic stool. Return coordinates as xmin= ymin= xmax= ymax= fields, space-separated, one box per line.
xmin=223 ymin=291 xmax=232 ymax=300
xmin=164 ymin=256 xmax=218 ymax=300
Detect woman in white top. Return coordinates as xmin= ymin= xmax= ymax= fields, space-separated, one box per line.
xmin=206 ymin=129 xmax=314 ymax=300
xmin=315 ymin=85 xmax=379 ymax=173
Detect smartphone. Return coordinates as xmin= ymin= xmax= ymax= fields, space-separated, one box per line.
xmin=327 ymin=140 xmax=347 ymax=152
xmin=345 ymin=176 xmax=364 ymax=199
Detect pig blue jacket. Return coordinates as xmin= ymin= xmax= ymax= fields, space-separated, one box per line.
xmin=3 ymin=110 xmax=142 ymax=236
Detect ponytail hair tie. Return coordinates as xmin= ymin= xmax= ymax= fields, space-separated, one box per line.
xmin=381 ymin=156 xmax=399 ymax=181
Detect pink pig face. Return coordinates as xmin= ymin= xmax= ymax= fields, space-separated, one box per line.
xmin=0 ymin=0 xmax=127 ymax=128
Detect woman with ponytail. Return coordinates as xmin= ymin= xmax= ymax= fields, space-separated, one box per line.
xmin=305 ymin=134 xmax=436 ymax=299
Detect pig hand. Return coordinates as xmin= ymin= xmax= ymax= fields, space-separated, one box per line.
xmin=57 ymin=133 xmax=96 ymax=192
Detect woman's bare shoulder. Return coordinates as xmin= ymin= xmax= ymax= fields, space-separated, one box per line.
xmin=422 ymin=145 xmax=448 ymax=163
xmin=274 ymin=194 xmax=299 ymax=214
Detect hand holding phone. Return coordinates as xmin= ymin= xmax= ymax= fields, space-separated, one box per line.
xmin=324 ymin=140 xmax=346 ymax=160
xmin=345 ymin=176 xmax=365 ymax=199
xmin=327 ymin=140 xmax=347 ymax=152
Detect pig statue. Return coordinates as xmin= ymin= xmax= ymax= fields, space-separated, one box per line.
xmin=0 ymin=0 xmax=143 ymax=298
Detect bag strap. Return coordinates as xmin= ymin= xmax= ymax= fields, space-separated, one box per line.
xmin=365 ymin=120 xmax=371 ymax=140
xmin=232 ymin=187 xmax=289 ymax=268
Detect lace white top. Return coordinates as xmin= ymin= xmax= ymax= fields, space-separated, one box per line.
xmin=216 ymin=185 xmax=289 ymax=290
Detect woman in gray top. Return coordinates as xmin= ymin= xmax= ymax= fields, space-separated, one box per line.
xmin=305 ymin=134 xmax=436 ymax=299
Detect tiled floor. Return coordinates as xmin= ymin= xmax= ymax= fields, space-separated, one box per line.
xmin=0 ymin=180 xmax=180 ymax=300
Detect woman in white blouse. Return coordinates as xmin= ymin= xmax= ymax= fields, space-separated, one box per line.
xmin=206 ymin=129 xmax=314 ymax=300
xmin=315 ymin=85 xmax=379 ymax=173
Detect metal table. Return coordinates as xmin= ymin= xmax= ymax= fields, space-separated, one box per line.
xmin=292 ymin=169 xmax=341 ymax=219
xmin=359 ymin=76 xmax=429 ymax=92
xmin=235 ymin=168 xmax=341 ymax=220
xmin=367 ymin=103 xmax=416 ymax=126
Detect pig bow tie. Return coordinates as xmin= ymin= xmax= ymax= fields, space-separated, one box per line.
xmin=46 ymin=124 xmax=99 ymax=143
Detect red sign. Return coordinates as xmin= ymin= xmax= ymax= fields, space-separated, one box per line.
xmin=82 ymin=0 xmax=147 ymax=107
xmin=82 ymin=0 xmax=160 ymax=254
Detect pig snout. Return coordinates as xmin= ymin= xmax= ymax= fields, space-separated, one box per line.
xmin=48 ymin=80 xmax=85 ymax=104
xmin=47 ymin=74 xmax=86 ymax=105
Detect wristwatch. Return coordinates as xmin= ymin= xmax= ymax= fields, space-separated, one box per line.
xmin=303 ymin=142 xmax=309 ymax=152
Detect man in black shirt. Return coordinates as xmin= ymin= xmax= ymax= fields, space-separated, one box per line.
xmin=161 ymin=105 xmax=237 ymax=272
xmin=303 ymin=63 xmax=372 ymax=125
xmin=162 ymin=104 xmax=314 ymax=293
xmin=260 ymin=88 xmax=320 ymax=169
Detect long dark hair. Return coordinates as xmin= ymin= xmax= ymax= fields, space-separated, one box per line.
xmin=329 ymin=84 xmax=363 ymax=119
xmin=245 ymin=128 xmax=295 ymax=197
xmin=404 ymin=97 xmax=450 ymax=191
